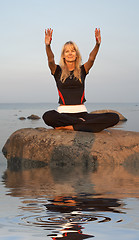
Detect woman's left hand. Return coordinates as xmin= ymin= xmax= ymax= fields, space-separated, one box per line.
xmin=95 ymin=28 xmax=101 ymax=45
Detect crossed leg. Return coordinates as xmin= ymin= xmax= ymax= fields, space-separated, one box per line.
xmin=42 ymin=110 xmax=119 ymax=133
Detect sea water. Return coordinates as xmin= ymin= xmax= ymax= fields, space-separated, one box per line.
xmin=0 ymin=102 xmax=139 ymax=240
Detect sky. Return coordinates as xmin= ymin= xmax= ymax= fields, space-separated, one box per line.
xmin=0 ymin=0 xmax=139 ymax=103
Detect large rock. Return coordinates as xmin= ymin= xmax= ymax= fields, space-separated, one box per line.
xmin=2 ymin=128 xmax=139 ymax=169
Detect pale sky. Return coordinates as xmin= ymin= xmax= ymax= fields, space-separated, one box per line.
xmin=0 ymin=0 xmax=139 ymax=103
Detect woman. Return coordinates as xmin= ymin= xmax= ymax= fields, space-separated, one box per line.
xmin=42 ymin=28 xmax=119 ymax=132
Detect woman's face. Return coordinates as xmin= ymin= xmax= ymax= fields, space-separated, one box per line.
xmin=63 ymin=44 xmax=77 ymax=63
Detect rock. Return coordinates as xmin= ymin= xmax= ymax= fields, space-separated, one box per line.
xmin=90 ymin=110 xmax=127 ymax=121
xmin=19 ymin=117 xmax=26 ymax=120
xmin=27 ymin=114 xmax=40 ymax=120
xmin=2 ymin=128 xmax=139 ymax=169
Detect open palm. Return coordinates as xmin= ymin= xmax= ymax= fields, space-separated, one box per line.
xmin=95 ymin=28 xmax=101 ymax=45
xmin=45 ymin=28 xmax=53 ymax=45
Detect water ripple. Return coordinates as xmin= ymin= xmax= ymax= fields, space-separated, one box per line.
xmin=19 ymin=212 xmax=113 ymax=228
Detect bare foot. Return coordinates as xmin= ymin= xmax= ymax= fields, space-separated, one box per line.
xmin=55 ymin=125 xmax=74 ymax=130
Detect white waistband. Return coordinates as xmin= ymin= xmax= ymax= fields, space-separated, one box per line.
xmin=57 ymin=104 xmax=87 ymax=113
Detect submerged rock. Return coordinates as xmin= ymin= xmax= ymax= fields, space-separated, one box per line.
xmin=19 ymin=117 xmax=26 ymax=120
xmin=27 ymin=114 xmax=40 ymax=120
xmin=2 ymin=128 xmax=139 ymax=169
xmin=90 ymin=110 xmax=127 ymax=121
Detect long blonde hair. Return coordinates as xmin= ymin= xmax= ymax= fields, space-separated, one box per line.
xmin=59 ymin=41 xmax=82 ymax=83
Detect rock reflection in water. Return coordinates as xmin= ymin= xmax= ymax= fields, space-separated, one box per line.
xmin=2 ymin=160 xmax=139 ymax=239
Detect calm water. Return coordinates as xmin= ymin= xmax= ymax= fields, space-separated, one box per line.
xmin=0 ymin=102 xmax=139 ymax=240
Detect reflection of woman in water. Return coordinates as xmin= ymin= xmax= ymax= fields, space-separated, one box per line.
xmin=42 ymin=28 xmax=119 ymax=132
xmin=51 ymin=224 xmax=94 ymax=239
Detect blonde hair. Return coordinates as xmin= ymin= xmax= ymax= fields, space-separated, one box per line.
xmin=59 ymin=41 xmax=82 ymax=83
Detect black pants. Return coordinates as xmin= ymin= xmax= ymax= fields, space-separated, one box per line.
xmin=42 ymin=110 xmax=119 ymax=133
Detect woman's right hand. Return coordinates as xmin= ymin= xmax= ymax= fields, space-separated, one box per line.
xmin=45 ymin=28 xmax=53 ymax=46
xmin=95 ymin=28 xmax=101 ymax=45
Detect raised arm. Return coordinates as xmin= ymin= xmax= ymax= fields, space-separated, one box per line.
xmin=45 ymin=28 xmax=56 ymax=75
xmin=84 ymin=28 xmax=101 ymax=74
